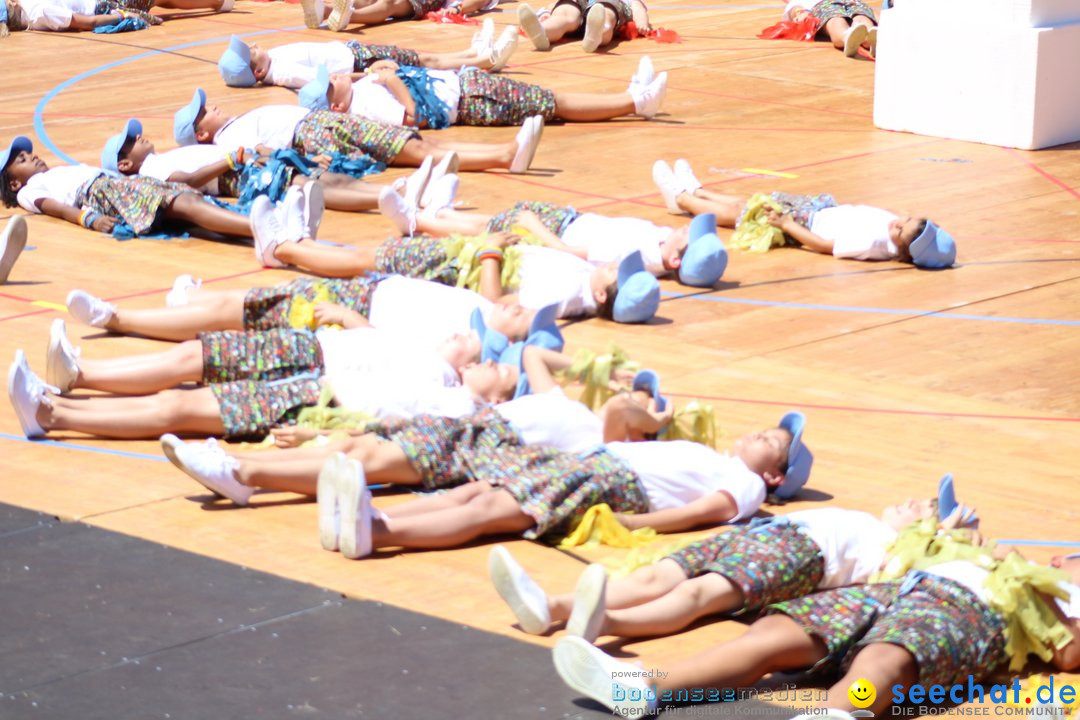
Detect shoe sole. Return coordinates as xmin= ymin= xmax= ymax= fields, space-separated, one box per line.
xmin=582 ymin=4 xmax=605 ymax=53
xmin=300 ymin=0 xmax=322 ymax=27
xmin=409 ymin=156 xmax=435 ymax=208
xmin=160 ymin=433 xmax=187 ymax=473
xmin=553 ymin=637 xmax=651 ymax=715
xmin=316 ymin=454 xmax=343 ymax=552
xmin=0 ymin=216 xmax=28 ymax=285
xmin=7 ymin=350 xmax=43 ymax=439
xmin=652 ymin=162 xmax=682 ymax=215
xmin=527 ymin=117 xmax=543 ymax=169
xmin=566 ymin=563 xmax=606 ymax=642
xmin=303 ymin=181 xmax=325 ymax=239
xmin=517 ymin=6 xmax=550 ymax=51
xmin=337 ymin=460 xmax=371 ymax=559
xmin=488 ymin=546 xmax=549 ymax=634
xmin=844 ymin=24 xmax=868 ymax=57
xmin=46 ymin=318 xmax=75 ymax=393
xmin=866 ymin=26 xmax=877 ymax=57
xmin=172 ymin=444 xmax=249 ymax=505
xmin=327 ymin=0 xmax=351 ymax=31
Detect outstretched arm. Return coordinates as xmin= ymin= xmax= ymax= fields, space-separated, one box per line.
xmin=766 ymin=208 xmax=834 ymax=255
xmin=168 ymin=150 xmax=246 ymax=190
xmin=515 ymin=210 xmax=588 ymax=259
xmin=521 ymin=345 xmax=574 ymax=394
xmin=617 ymin=490 xmax=737 ymax=533
xmin=38 ymin=198 xmax=116 ymax=232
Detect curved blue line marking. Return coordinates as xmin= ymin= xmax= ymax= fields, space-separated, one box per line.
xmin=33 ymin=27 xmax=297 ymax=164
xmin=661 ymin=291 xmax=1080 ymax=326
xmin=1 ymin=431 xmax=167 ymax=462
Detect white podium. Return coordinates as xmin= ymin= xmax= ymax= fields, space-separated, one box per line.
xmin=873 ymin=0 xmax=1080 ymax=150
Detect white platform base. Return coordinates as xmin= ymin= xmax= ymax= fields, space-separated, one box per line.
xmin=873 ymin=4 xmax=1080 ymax=150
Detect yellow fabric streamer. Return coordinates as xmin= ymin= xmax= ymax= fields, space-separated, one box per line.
xmin=286 ymin=281 xmax=342 ymax=331
xmin=293 ymin=383 xmax=375 ymax=431
xmin=439 ymin=231 xmax=540 ymax=293
xmin=558 ymin=346 xmax=640 ymax=411
xmin=729 ymin=192 xmax=787 ymax=253
xmin=557 ymin=504 xmax=658 ymax=549
xmin=874 ymin=520 xmax=1072 ymax=670
xmin=661 ymin=401 xmax=720 ymax=448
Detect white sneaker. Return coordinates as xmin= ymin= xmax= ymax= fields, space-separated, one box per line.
xmin=866 ymin=25 xmax=878 ymax=58
xmin=844 ymin=23 xmax=868 ymax=57
xmin=317 ymin=452 xmax=348 ymax=552
xmin=46 ymin=318 xmax=80 ymax=393
xmin=66 ymin=289 xmax=116 ymax=328
xmin=652 ymin=160 xmax=683 ymax=215
xmin=218 ymin=0 xmax=234 ymax=11
xmin=420 ymin=174 xmax=459 ymax=219
xmin=337 ymin=458 xmax=373 ymax=559
xmin=488 ymin=545 xmax=551 ymax=634
xmin=510 ymin=117 xmax=541 ymax=174
xmin=517 ymin=4 xmax=550 ymax=51
xmin=7 ymin=350 xmax=48 ymax=438
xmin=552 ymin=636 xmax=656 ymax=715
xmin=421 ymin=152 xmax=459 ymax=208
xmin=282 ymin=187 xmax=307 ymax=242
xmin=630 ymin=71 xmax=667 ymax=119
xmin=378 ymin=186 xmax=417 ymax=236
xmin=301 ymin=181 xmax=324 ymax=240
xmin=628 ymin=55 xmax=654 ymax=92
xmin=301 ymin=0 xmax=325 ymax=27
xmin=581 ymin=3 xmax=606 ymax=53
xmin=566 ymin=563 xmax=607 ymax=642
xmin=168 ymin=435 xmax=252 ymax=505
xmin=0 ymin=215 xmax=28 ymax=285
xmin=489 ymin=26 xmax=519 ymax=71
xmin=472 ymin=17 xmax=495 ymax=55
xmin=403 ymin=155 xmax=434 ymax=209
xmin=672 ymin=158 xmax=702 ymax=195
xmin=249 ymin=195 xmax=288 ymax=268
xmin=165 ymin=274 xmax=201 ymax=308
xmin=327 ymin=0 xmax=352 ymax=31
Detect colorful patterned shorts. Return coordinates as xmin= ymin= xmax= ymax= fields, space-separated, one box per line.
xmin=77 ymin=175 xmax=190 ymax=236
xmin=486 ymin=201 xmax=579 ymax=236
xmin=346 ymin=40 xmax=421 ymax=70
xmin=243 ymin=276 xmax=383 ymax=331
xmin=550 ymin=0 xmax=587 ymax=20
xmin=467 ymin=445 xmax=648 ymax=540
xmin=737 ymin=192 xmax=837 ymax=231
xmin=293 ymin=110 xmax=417 ymax=166
xmin=666 ymin=522 xmax=824 ymax=612
xmin=456 ymin=68 xmax=558 ymax=127
xmin=211 ymin=374 xmax=323 ymax=439
xmin=94 ymin=0 xmax=152 ymax=14
xmin=809 ymin=0 xmax=876 ymax=29
xmin=767 ymin=574 xmax=1006 ymax=686
xmin=366 ymin=407 xmax=523 ymax=490
xmin=216 ymin=168 xmax=244 ymax=199
xmin=407 ymin=0 xmax=444 ymax=16
xmin=199 ymin=329 xmax=324 ymax=385
xmin=374 ymin=234 xmax=459 ymax=286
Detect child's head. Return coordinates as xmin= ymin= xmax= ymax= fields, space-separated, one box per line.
xmin=659 ymin=213 xmax=728 ymax=287
xmin=3 ymin=0 xmax=28 ymax=32
xmin=101 ymin=119 xmax=154 ymax=175
xmin=217 ymin=36 xmax=272 ymax=87
xmin=484 ymin=301 xmax=534 ymax=343
xmin=174 ymin=89 xmax=230 ymax=146
xmin=298 ymin=66 xmax=353 ymax=113
xmin=879 ymin=497 xmax=937 ymax=530
xmin=891 ymin=216 xmax=956 ymax=269
xmin=590 ymin=250 xmax=661 ymax=324
xmin=732 ymin=411 xmax=813 ymax=497
xmin=461 ymin=359 xmax=519 ymax=404
xmin=436 ymin=330 xmax=483 ymax=371
xmin=1050 ymin=554 xmax=1080 ymax=585
xmin=1 ymin=136 xmax=47 ymax=208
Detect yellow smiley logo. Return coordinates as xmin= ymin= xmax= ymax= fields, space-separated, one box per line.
xmin=848 ymin=678 xmax=876 ymax=709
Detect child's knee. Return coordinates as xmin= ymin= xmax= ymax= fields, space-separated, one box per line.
xmin=847 ymin=642 xmax=918 ymax=685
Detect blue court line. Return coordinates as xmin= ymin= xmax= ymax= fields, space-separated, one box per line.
xmin=661 ymin=291 xmax=1080 ymax=326
xmin=1 ymin=431 xmax=167 ymax=462
xmin=34 ymin=28 xmax=296 ymax=165
xmin=997 ymin=539 xmax=1080 ymax=548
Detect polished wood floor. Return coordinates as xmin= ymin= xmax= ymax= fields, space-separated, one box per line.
xmin=2 ymin=0 xmax=1078 ymax=702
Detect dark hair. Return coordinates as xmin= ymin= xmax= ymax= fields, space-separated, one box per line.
xmin=898 ymin=219 xmax=925 ymax=264
xmin=119 ymin=134 xmax=137 ymax=160
xmin=596 ymin=279 xmax=619 ymax=321
xmin=0 ymin=170 xmax=17 ymax=208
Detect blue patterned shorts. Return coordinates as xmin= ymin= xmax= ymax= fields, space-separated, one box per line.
xmin=485 ymin=201 xmax=579 ymax=236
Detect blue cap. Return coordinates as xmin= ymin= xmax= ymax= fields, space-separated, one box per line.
xmin=632 ymin=369 xmax=667 ymax=413
xmin=613 ymin=250 xmax=661 ymax=324
xmin=937 ymin=473 xmax=958 ymax=521
xmin=678 ymin=212 xmax=727 ymax=287
xmin=298 ymin=65 xmax=331 ymax=111
xmin=173 ymin=88 xmax=207 ymax=146
xmin=0 ymin=136 xmax=32 ymax=172
xmin=100 ymin=118 xmax=142 ymax=174
xmin=910 ymin=220 xmax=956 ymax=269
xmin=491 ymin=303 xmax=563 ymax=399
xmin=218 ymin=36 xmax=256 ymax=88
xmin=775 ymin=411 xmax=813 ymax=499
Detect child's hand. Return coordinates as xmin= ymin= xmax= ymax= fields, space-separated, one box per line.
xmin=611 ymin=367 xmax=636 ymax=390
xmin=270 ymin=426 xmax=318 ymax=448
xmin=650 ymin=402 xmax=675 ymax=428
xmin=763 ymin=208 xmax=789 ymax=228
xmin=92 ymin=216 xmax=117 ymax=232
xmin=367 ymin=59 xmax=399 ymax=73
xmin=147 ymin=13 xmax=163 ymax=24
xmin=313 ymin=302 xmax=347 ymax=326
xmin=311 ymin=154 xmax=332 ymax=170
xmin=487 ymin=231 xmax=520 ymax=250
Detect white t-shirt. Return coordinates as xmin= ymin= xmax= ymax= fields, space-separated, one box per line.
xmin=316 ymin=327 xmax=474 ymax=418
xmin=349 ymin=70 xmax=461 ymax=127
xmin=266 ymin=42 xmax=356 ymax=89
xmin=1055 ymin=582 xmax=1080 ymax=620
xmin=924 ymin=560 xmax=992 ymax=603
xmin=139 ymin=145 xmax=230 ymax=196
xmin=560 ymin=213 xmax=668 ymax=275
xmin=786 ymin=509 xmax=897 ymax=588
xmin=213 ymin=106 xmax=311 ymax=151
xmin=495 ymin=387 xmax=602 ymax=454
xmin=366 ymin=276 xmax=493 ymax=349
xmin=605 ymin=441 xmax=766 ymax=517
xmin=782 ymin=0 xmax=819 ymax=20
xmin=809 ymin=205 xmax=899 ymax=260
xmin=17 ymin=164 xmax=103 ymax=213
xmin=20 ymin=0 xmax=96 ymax=30
xmin=515 ymin=245 xmax=598 ymax=319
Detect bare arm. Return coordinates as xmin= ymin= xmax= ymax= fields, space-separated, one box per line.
xmin=617 ymin=490 xmax=738 ymax=533
xmin=766 ymin=208 xmax=834 ymax=255
xmin=600 ymin=393 xmax=673 ymax=442
xmin=313 ymin=302 xmax=373 ymax=329
xmin=371 ymin=68 xmax=418 ymax=127
xmin=478 ymin=255 xmax=504 ymax=301
xmin=515 ymin=210 xmax=588 ymax=259
xmin=68 ymin=12 xmax=121 ymax=29
xmin=521 ymin=345 xmax=574 ymax=394
xmin=38 ymin=198 xmax=116 ymax=232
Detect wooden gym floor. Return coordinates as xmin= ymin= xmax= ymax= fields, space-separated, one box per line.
xmin=1 ymin=0 xmax=1078 ymax=715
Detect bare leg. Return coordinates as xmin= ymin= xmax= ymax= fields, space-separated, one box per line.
xmin=166 ymin=193 xmax=252 ymax=238
xmin=382 ymin=480 xmax=492 ymax=518
xmin=823 ymin=16 xmax=851 ymax=50
xmin=154 ymin=0 xmax=226 ymax=8
xmin=38 ymin=387 xmax=226 ymax=439
xmin=347 ymin=0 xmax=411 ymax=25
xmin=105 ymin=290 xmax=247 ymax=341
xmin=412 ymin=208 xmax=491 ymax=236
xmin=549 ymin=558 xmax=689 ymax=623
xmin=599 ymin=393 xmax=664 ymax=442
xmin=604 ymin=573 xmax=743 ymax=637
xmin=309 ymin=173 xmax=383 ymax=212
xmin=235 ymin=454 xmax=332 ymax=495
xmin=344 ymin=434 xmax=422 ymax=484
xmin=394 ymin=137 xmax=515 ymax=172
xmin=553 ymin=91 xmax=635 ymax=122
xmin=821 ymin=643 xmax=918 ymax=716
xmin=272 ymin=242 xmax=375 ymax=278
xmin=543 ymin=5 xmax=583 ymax=42
xmin=675 ymin=189 xmax=747 ymax=227
xmin=656 ymin=614 xmax=826 ymax=694
xmin=73 ymin=340 xmax=203 ymax=394
xmin=851 ymin=14 xmax=875 ymax=48
xmin=417 ymin=50 xmax=492 ymax=71
xmin=372 ymin=487 xmax=533 ymax=549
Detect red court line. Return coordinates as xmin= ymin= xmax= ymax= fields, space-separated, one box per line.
xmin=667 ymin=391 xmax=1080 ymax=423
xmin=0 ymin=291 xmax=34 ymax=302
xmin=1001 ymin=147 xmax=1080 ymax=202
xmin=0 ymin=111 xmax=173 ymax=120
